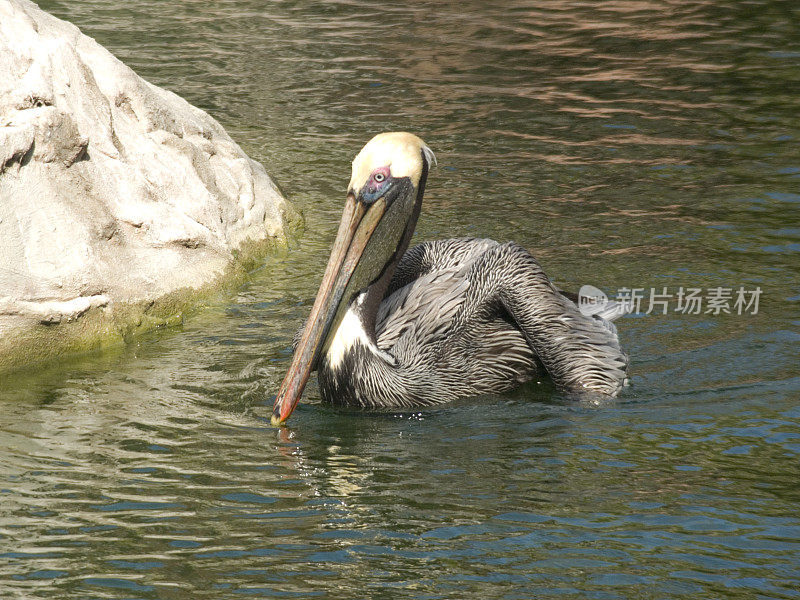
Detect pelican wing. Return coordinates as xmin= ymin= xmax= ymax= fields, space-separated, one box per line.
xmin=387 ymin=238 xmax=500 ymax=295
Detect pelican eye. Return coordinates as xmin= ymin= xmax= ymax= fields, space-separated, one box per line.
xmin=360 ymin=167 xmax=392 ymax=204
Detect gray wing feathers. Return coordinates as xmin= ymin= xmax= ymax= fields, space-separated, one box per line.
xmin=455 ymin=242 xmax=628 ymax=397
xmin=377 ymin=269 xmax=469 ymax=353
xmin=381 ymin=238 xmax=627 ymax=398
xmin=387 ymin=238 xmax=499 ymax=295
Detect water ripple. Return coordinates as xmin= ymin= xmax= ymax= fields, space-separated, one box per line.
xmin=2 ymin=0 xmax=799 ymax=597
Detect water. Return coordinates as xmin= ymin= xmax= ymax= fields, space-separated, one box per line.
xmin=2 ymin=1 xmax=799 ymax=597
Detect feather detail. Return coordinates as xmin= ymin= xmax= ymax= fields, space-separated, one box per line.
xmin=316 ymin=238 xmax=627 ymax=408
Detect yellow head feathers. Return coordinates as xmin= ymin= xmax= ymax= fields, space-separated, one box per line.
xmin=349 ymin=132 xmax=436 ymax=194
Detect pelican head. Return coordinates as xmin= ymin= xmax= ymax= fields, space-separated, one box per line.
xmin=272 ymin=132 xmax=436 ymax=424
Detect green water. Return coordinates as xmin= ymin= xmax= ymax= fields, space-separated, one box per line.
xmin=2 ymin=1 xmax=799 ymax=598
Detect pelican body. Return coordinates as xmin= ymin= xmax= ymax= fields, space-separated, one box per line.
xmin=272 ymin=133 xmax=627 ymax=424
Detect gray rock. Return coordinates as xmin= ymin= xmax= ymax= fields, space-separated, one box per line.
xmin=0 ymin=0 xmax=296 ymax=372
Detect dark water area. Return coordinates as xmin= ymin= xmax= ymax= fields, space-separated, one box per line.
xmin=2 ymin=1 xmax=799 ymax=597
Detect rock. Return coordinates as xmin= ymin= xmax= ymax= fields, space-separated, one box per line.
xmin=0 ymin=0 xmax=296 ymax=373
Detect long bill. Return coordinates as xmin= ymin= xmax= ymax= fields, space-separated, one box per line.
xmin=271 ymin=194 xmax=386 ymax=425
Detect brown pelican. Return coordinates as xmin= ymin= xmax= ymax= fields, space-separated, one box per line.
xmin=271 ymin=132 xmax=627 ymax=425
